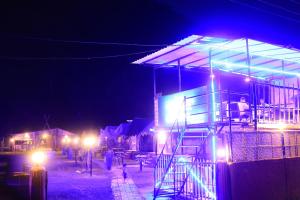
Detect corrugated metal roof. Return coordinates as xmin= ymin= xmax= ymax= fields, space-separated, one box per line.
xmin=133 ymin=35 xmax=300 ymax=80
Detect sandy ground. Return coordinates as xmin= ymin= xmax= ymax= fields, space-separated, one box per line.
xmin=47 ymin=153 xmax=154 ymax=200
xmin=47 ymin=153 xmax=114 ymax=200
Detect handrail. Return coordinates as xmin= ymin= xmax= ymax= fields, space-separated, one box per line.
xmin=154 ymin=99 xmax=188 ymax=199
xmin=154 ymin=127 xmax=185 ymax=198
xmin=154 ymin=115 xmax=180 ymax=169
xmin=177 ymin=133 xmax=213 ymax=196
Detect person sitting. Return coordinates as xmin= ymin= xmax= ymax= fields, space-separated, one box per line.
xmin=258 ymin=98 xmax=270 ymax=119
xmin=238 ymin=97 xmax=250 ymax=122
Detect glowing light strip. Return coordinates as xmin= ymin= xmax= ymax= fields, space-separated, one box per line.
xmin=212 ymin=60 xmax=300 ymax=77
xmin=195 ymin=40 xmax=300 ymax=65
xmin=210 ymin=77 xmax=216 ymax=122
xmin=178 ymin=157 xmax=216 ymax=199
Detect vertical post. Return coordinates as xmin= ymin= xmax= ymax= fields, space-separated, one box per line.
xmin=90 ymin=149 xmax=93 ymax=176
xmin=279 ymin=81 xmax=281 ymax=122
xmin=31 ymin=167 xmax=47 ymax=200
xmin=153 ymin=67 xmax=157 ymax=97
xmin=246 ymin=38 xmax=255 ymax=124
xmin=253 ymin=82 xmax=258 ymax=130
xmin=209 ymin=49 xmax=217 ymax=199
xmin=178 ymin=60 xmax=182 ymax=92
xmin=282 ymin=60 xmax=287 ymax=122
xmin=228 ymin=90 xmax=233 ymax=162
xmin=297 ymin=78 xmax=300 ymax=123
xmin=184 ymin=96 xmax=187 ymax=127
xmin=281 ymin=132 xmax=286 ymax=158
xmin=153 ymin=67 xmax=158 ymax=155
xmin=246 ymin=38 xmax=251 ymax=79
xmin=209 ymin=49 xmax=216 ymax=123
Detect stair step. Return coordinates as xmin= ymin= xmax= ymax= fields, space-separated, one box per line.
xmin=183 ymin=135 xmax=207 ymax=138
xmin=180 ymin=145 xmax=201 ymax=148
xmin=186 ymin=124 xmax=210 ymax=129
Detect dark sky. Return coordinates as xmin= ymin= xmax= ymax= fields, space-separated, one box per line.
xmin=0 ymin=0 xmax=300 ymax=135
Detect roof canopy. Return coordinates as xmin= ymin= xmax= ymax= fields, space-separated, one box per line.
xmin=133 ymin=35 xmax=300 ymax=80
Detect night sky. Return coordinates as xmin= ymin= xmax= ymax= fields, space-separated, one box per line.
xmin=0 ymin=0 xmax=300 ymax=135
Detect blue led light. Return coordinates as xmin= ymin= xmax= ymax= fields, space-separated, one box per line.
xmin=212 ymin=60 xmax=300 ymax=78
xmin=210 ymin=77 xmax=216 ymax=122
xmin=178 ymin=157 xmax=216 ymax=199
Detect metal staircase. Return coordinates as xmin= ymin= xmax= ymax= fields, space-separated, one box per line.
xmin=153 ymin=117 xmax=215 ymax=199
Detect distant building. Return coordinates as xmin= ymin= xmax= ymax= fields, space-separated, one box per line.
xmin=8 ymin=128 xmax=75 ymax=151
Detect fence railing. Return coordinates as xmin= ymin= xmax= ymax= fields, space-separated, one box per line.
xmin=226 ymin=131 xmax=300 ymax=163
xmin=184 ymin=82 xmax=300 ymax=129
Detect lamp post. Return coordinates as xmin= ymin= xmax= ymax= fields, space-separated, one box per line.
xmin=83 ymin=136 xmax=97 ymax=176
xmin=9 ymin=138 xmax=15 ymax=151
xmin=30 ymin=151 xmax=47 ymax=200
xmin=61 ymin=135 xmax=71 ymax=156
xmin=73 ymin=137 xmax=80 ymax=166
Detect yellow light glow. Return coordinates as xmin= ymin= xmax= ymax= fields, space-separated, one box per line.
xmin=9 ymin=138 xmax=15 ymax=143
xmin=73 ymin=137 xmax=80 ymax=145
xmin=157 ymin=129 xmax=167 ymax=145
xmin=83 ymin=136 xmax=97 ymax=148
xmin=24 ymin=133 xmax=30 ymax=139
xmin=42 ymin=133 xmax=48 ymax=139
xmin=61 ymin=135 xmax=71 ymax=144
xmin=217 ymin=147 xmax=229 ymax=162
xmin=117 ymin=136 xmax=122 ymax=143
xmin=31 ymin=151 xmax=47 ymax=166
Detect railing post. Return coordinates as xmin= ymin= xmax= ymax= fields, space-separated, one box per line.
xmin=184 ymin=96 xmax=187 ymax=128
xmin=228 ymin=90 xmax=233 ymax=162
xmin=281 ymin=132 xmax=286 ymax=158
xmin=173 ymin=158 xmax=176 ymax=197
xmin=253 ymin=82 xmax=258 ymax=130
xmin=30 ymin=166 xmax=47 ymax=200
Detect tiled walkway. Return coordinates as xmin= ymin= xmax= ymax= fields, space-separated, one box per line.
xmin=111 ymin=175 xmax=143 ymax=200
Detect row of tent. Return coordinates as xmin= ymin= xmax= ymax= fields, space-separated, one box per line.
xmin=100 ymin=118 xmax=154 ymax=152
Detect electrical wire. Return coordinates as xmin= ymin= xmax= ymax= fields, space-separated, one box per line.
xmin=289 ymin=0 xmax=300 ymax=5
xmin=229 ymin=0 xmax=300 ymax=24
xmin=19 ymin=35 xmax=170 ymax=47
xmin=0 ymin=49 xmax=159 ymax=61
xmin=257 ymin=0 xmax=300 ymax=16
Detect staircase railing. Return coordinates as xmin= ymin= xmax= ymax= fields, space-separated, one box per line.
xmin=154 ymin=100 xmax=186 ymax=199
xmin=176 ymin=133 xmax=215 ymax=199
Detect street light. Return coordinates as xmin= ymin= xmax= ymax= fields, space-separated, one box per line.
xmin=83 ymin=135 xmax=97 ymax=176
xmin=9 ymin=138 xmax=15 ymax=143
xmin=61 ymin=135 xmax=71 ymax=156
xmin=30 ymin=151 xmax=47 ymax=167
xmin=73 ymin=137 xmax=80 ymax=145
xmin=42 ymin=133 xmax=48 ymax=139
xmin=24 ymin=133 xmax=30 ymax=139
xmin=29 ymin=151 xmax=48 ymax=200
xmin=157 ymin=129 xmax=167 ymax=145
xmin=61 ymin=135 xmax=71 ymax=144
xmin=9 ymin=138 xmax=15 ymax=151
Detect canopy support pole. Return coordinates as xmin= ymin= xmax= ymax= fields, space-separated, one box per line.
xmin=178 ymin=60 xmax=182 ymax=92
xmin=153 ymin=67 xmax=157 ymax=96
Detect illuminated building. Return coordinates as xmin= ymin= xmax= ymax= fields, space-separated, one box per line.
xmin=134 ymin=35 xmax=300 ymax=199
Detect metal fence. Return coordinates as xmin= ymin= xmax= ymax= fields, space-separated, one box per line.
xmin=226 ymin=131 xmax=300 ymax=163
xmin=184 ymin=82 xmax=300 ymax=128
xmin=155 ymin=154 xmax=216 ymax=200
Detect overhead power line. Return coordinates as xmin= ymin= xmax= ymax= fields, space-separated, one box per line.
xmin=20 ymin=36 xmax=169 ymax=47
xmin=229 ymin=0 xmax=300 ymax=24
xmin=0 ymin=49 xmax=159 ymax=61
xmin=257 ymin=0 xmax=300 ymax=16
xmin=290 ymin=0 xmax=300 ymax=5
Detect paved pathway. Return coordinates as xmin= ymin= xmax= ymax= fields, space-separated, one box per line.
xmin=111 ymin=174 xmax=143 ymax=200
